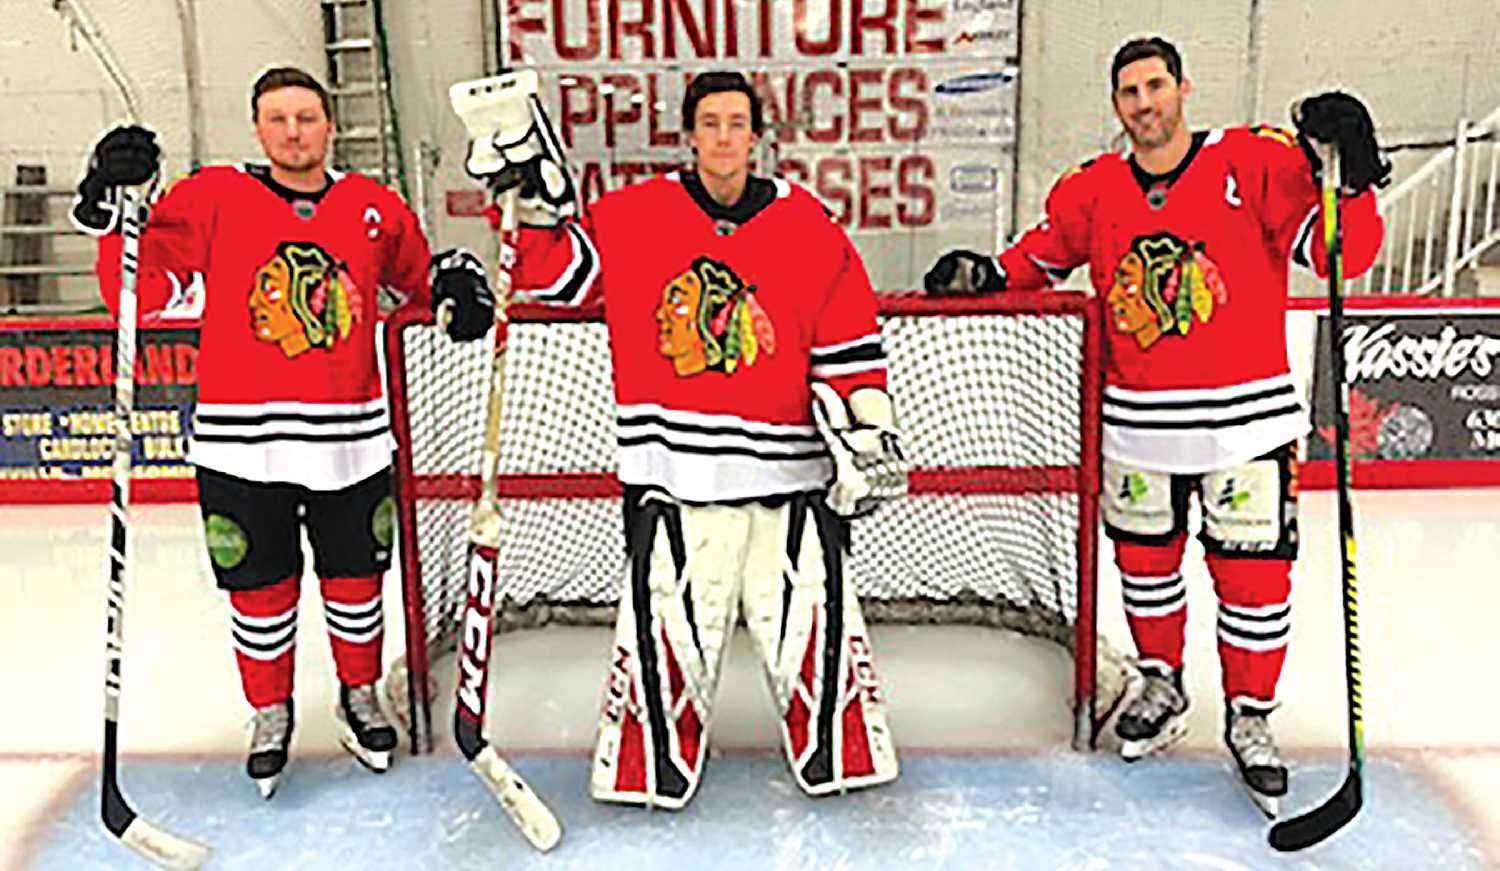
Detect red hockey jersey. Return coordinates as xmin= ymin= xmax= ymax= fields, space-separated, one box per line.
xmin=510 ymin=172 xmax=887 ymax=502
xmin=95 ymin=165 xmax=431 ymax=489
xmin=999 ymin=126 xmax=1384 ymax=472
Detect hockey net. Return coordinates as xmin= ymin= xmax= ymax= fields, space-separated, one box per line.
xmin=384 ymin=292 xmax=1111 ymax=754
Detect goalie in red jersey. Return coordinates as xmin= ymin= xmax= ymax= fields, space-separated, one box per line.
xmin=925 ymin=37 xmax=1388 ymax=817
xmin=456 ymin=70 xmax=905 ymax=809
xmin=74 ymin=67 xmax=496 ymax=800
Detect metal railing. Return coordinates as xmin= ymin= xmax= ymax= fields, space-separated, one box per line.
xmin=1355 ymin=106 xmax=1500 ymax=296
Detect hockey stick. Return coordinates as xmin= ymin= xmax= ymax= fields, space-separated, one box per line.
xmin=1268 ymin=144 xmax=1365 ymax=852
xmin=99 ymin=188 xmax=211 ymax=870
xmin=443 ymin=150 xmax=560 ymax=851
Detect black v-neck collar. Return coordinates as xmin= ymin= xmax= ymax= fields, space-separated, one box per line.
xmin=1127 ymin=130 xmax=1209 ymax=196
xmin=246 ymin=163 xmax=333 ymax=204
xmin=679 ymin=170 xmax=777 ymax=227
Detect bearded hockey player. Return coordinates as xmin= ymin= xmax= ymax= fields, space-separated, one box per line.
xmin=453 ymin=69 xmax=905 ymax=809
xmin=74 ymin=67 xmax=497 ymax=799
xmin=925 ymin=37 xmax=1388 ymax=816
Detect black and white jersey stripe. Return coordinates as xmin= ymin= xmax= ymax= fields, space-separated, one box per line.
xmin=615 ymin=404 xmax=833 ymax=502
xmin=617 ymin=405 xmax=825 ymax=461
xmin=1103 ymin=376 xmax=1304 ymax=432
xmin=810 ymin=333 xmax=886 ymax=380
xmin=521 ymin=222 xmax=600 ymax=306
xmin=325 ymin=597 xmax=383 ymax=645
xmin=1290 ymin=205 xmax=1319 ymax=273
xmin=194 ymin=399 xmax=390 ymax=445
xmin=1121 ymin=572 xmax=1187 ymax=618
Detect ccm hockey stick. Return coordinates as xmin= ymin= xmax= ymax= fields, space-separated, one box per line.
xmin=1268 ymin=143 xmax=1365 ymax=852
xmin=100 ymin=188 xmax=211 ymax=870
xmin=442 ymin=73 xmax=562 ymax=853
xmin=55 ymin=1 xmax=211 ymax=865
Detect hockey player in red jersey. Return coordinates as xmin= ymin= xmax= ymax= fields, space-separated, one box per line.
xmin=74 ymin=67 xmax=498 ymax=799
xmin=925 ymin=37 xmax=1388 ymax=816
xmin=457 ymin=70 xmax=904 ymax=809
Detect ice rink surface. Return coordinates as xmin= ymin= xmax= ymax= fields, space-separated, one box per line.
xmin=4 ymin=489 xmax=1498 ymax=869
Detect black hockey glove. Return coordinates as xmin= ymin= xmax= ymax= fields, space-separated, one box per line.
xmin=431 ymin=249 xmax=496 ymax=342
xmin=71 ymin=125 xmax=161 ymax=236
xmin=923 ymin=249 xmax=1004 ymax=296
xmin=1293 ymin=91 xmax=1392 ymax=195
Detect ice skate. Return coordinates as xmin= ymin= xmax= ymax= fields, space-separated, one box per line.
xmin=247 ymin=699 xmax=293 ymax=799
xmin=1115 ymin=665 xmax=1189 ymax=761
xmin=1225 ymin=700 xmax=1287 ymax=818
xmin=337 ymin=683 xmax=398 ymax=773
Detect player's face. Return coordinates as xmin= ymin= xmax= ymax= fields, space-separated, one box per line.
xmin=689 ymin=92 xmax=758 ymax=180
xmin=1112 ymin=58 xmax=1189 ymax=150
xmin=255 ymin=86 xmax=333 ymax=174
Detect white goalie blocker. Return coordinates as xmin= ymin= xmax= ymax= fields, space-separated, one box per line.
xmin=810 ymin=383 xmax=909 ymax=517
xmin=449 ymin=70 xmax=574 ymax=222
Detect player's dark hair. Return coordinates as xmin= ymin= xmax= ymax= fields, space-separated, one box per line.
xmin=1111 ymin=37 xmax=1184 ymax=91
xmin=681 ymin=71 xmax=764 ymax=134
xmin=252 ymin=67 xmax=333 ymax=121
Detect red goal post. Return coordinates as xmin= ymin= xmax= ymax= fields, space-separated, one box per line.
xmin=383 ymin=291 xmax=1109 ymax=754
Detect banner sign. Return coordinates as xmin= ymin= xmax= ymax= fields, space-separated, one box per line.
xmin=0 ymin=323 xmax=198 ymax=487
xmin=497 ymin=0 xmax=1022 ymax=291
xmin=1310 ymin=311 xmax=1500 ymax=461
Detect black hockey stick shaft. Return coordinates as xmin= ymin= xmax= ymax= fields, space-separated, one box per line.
xmin=100 ymin=191 xmax=211 ymax=869
xmin=1268 ymin=144 xmax=1366 ymax=853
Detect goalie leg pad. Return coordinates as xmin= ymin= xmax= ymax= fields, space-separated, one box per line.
xmin=592 ymin=492 xmax=750 ymax=809
xmin=740 ymin=493 xmax=898 ymax=796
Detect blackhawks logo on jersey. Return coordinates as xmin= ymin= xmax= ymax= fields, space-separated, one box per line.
xmin=1107 ymin=232 xmax=1228 ymax=349
xmin=250 ymin=241 xmax=362 ymax=358
xmin=655 ymin=256 xmax=776 ymax=377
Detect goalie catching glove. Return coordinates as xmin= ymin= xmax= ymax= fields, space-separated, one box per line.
xmin=923 ymin=249 xmax=1005 ymax=296
xmin=431 ymin=249 xmax=496 ymax=342
xmin=70 ymin=124 xmax=161 ymax=236
xmin=449 ymin=71 xmax=576 ymax=227
xmin=810 ymin=382 xmax=908 ymax=517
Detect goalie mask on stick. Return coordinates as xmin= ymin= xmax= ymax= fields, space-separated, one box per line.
xmin=450 ymin=71 xmax=577 ymax=226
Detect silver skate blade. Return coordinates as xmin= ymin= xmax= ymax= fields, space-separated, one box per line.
xmin=1245 ymin=784 xmax=1280 ymax=819
xmin=338 ymin=725 xmax=391 ymax=773
xmin=255 ymin=773 xmax=281 ymax=800
xmin=471 ymin=745 xmax=562 ymax=852
xmin=1119 ymin=717 xmax=1189 ymax=762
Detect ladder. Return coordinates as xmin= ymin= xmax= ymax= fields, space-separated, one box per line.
xmin=322 ymin=0 xmax=406 ymax=197
xmin=0 ymin=166 xmax=93 ymax=314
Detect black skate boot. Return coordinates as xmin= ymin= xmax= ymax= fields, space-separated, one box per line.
xmin=1225 ymin=699 xmax=1288 ymax=818
xmin=1115 ymin=665 xmax=1189 ymax=762
xmin=247 ymin=699 xmax=293 ymax=799
xmin=337 ymin=683 xmax=398 ymax=773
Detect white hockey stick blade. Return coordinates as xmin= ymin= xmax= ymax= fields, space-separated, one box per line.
xmin=120 ymin=817 xmax=211 ymax=870
xmin=469 ymin=745 xmax=561 ymax=852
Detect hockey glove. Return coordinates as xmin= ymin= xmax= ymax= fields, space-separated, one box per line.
xmin=810 ymin=382 xmax=908 ymax=518
xmin=924 ymin=249 xmax=1004 ymax=296
xmin=431 ymin=249 xmax=496 ymax=342
xmin=71 ymin=125 xmax=161 ymax=236
xmin=1293 ymin=91 xmax=1392 ymax=195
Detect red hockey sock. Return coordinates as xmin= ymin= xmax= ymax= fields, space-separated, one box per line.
xmin=228 ymin=577 xmax=300 ymax=709
xmin=320 ymin=575 xmax=384 ymax=687
xmin=1207 ymin=555 xmax=1292 ymax=704
xmin=1116 ymin=536 xmax=1189 ymax=672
